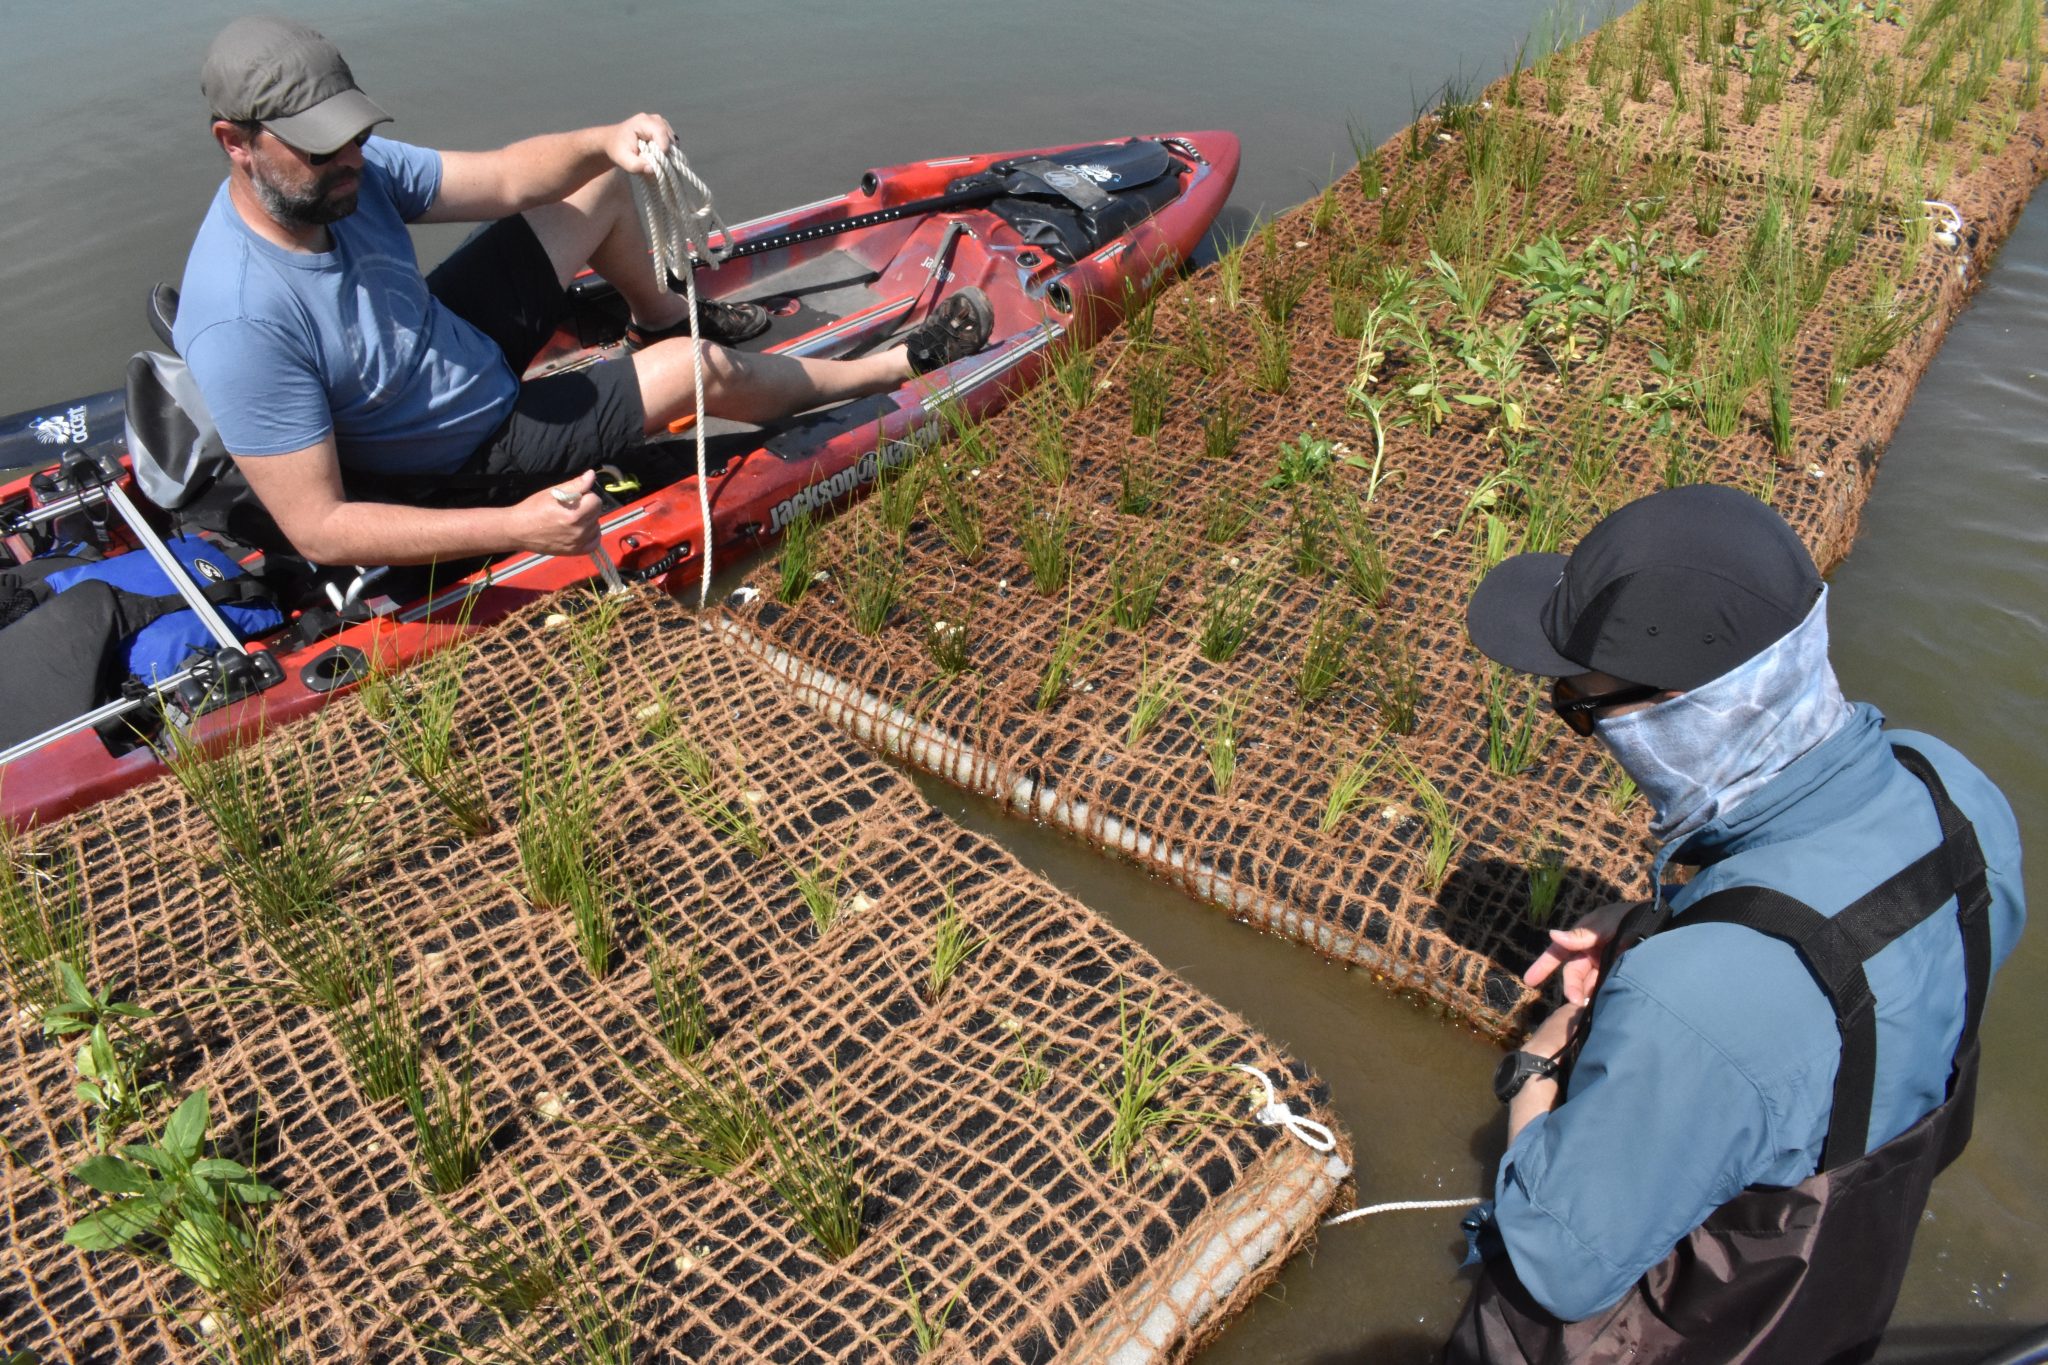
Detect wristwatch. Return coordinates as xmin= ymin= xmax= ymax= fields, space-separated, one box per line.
xmin=1493 ymin=1050 xmax=1562 ymax=1104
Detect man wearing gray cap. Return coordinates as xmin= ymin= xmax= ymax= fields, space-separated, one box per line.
xmin=1447 ymin=484 xmax=2025 ymax=1363
xmin=174 ymin=16 xmax=991 ymax=568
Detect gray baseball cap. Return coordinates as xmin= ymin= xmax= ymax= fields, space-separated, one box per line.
xmin=201 ymin=16 xmax=391 ymax=154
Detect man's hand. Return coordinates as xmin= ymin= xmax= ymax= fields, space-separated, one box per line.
xmin=1524 ymin=900 xmax=1635 ymax=1006
xmin=505 ymin=471 xmax=603 ymax=556
xmin=607 ymin=113 xmax=676 ymax=175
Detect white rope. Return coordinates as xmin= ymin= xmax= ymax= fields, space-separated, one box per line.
xmin=1323 ymin=1196 xmax=1482 ymax=1229
xmin=1917 ymin=199 xmax=1964 ymax=249
xmin=1231 ymin=1064 xmax=1338 ymax=1154
xmin=629 ymin=138 xmax=734 ymax=607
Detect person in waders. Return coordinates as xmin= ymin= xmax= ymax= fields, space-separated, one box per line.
xmin=1451 ymin=484 xmax=2026 ymax=1365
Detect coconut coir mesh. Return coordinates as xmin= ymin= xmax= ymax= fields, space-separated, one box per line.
xmin=2 ymin=590 xmax=1348 ymax=1362
xmin=725 ymin=4 xmax=2048 ymax=1039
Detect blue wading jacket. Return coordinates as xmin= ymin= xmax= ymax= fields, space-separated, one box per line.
xmin=1491 ymin=703 xmax=2026 ymax=1321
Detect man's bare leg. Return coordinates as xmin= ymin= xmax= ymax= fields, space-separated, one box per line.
xmin=520 ymin=170 xmax=689 ymax=332
xmin=629 ymin=339 xmax=913 ymax=431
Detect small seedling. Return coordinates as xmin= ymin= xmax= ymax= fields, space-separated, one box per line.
xmin=1259 ymin=271 xmax=1312 ymax=325
xmin=406 ymin=1012 xmax=486 ymax=1194
xmin=791 ymin=844 xmax=848 ymax=938
xmin=1320 ymin=739 xmax=1388 ymax=833
xmin=1197 ymin=567 xmax=1269 ymax=664
xmin=923 ymin=611 xmax=973 ymax=676
xmin=45 ymin=963 xmax=161 ymax=1146
xmin=437 ymin=1183 xmax=582 ymax=1324
xmin=1372 ymin=631 xmax=1423 ymax=735
xmin=1024 ymin=394 xmax=1074 ymax=486
xmin=1195 ymin=694 xmax=1246 ymax=796
xmin=1250 ymin=313 xmax=1292 ymax=394
xmin=1525 ymin=840 xmax=1568 ymax=926
xmin=846 ymin=516 xmax=907 ymax=635
xmin=776 ymin=501 xmax=822 ymax=605
xmin=1393 ymin=754 xmax=1463 ymax=892
xmin=1089 ymin=991 xmax=1237 ymax=1179
xmin=1128 ymin=359 xmax=1172 ymax=437
xmin=1124 ymin=660 xmax=1178 ymax=749
xmin=1013 ymin=1035 xmax=1055 ymax=1094
xmin=1200 ymin=484 xmax=1255 ymax=545
xmin=1116 ymin=445 xmax=1161 ymax=517
xmin=1051 ymin=338 xmax=1098 ymax=410
xmin=874 ymin=449 xmax=931 ymax=537
xmin=896 ymin=1250 xmax=967 ymax=1356
xmin=766 ymin=1093 xmax=865 ymax=1261
xmin=1108 ymin=530 xmax=1178 ymax=631
xmin=1017 ymin=496 xmax=1076 ymax=595
xmin=1034 ymin=605 xmax=1105 ymax=711
xmin=516 ymin=743 xmax=602 ymax=912
xmin=926 ymin=886 xmax=984 ymax=1005
xmin=1484 ymin=668 xmax=1548 ymax=776
xmin=643 ymin=728 xmax=771 ymax=857
xmin=1330 ymin=492 xmax=1393 ymax=607
xmin=647 ymin=933 xmax=713 ymax=1061
xmin=1295 ymin=604 xmax=1362 ymax=704
xmin=926 ymin=457 xmax=986 ymax=562
xmin=1602 ymin=754 xmax=1641 ymax=813
xmin=562 ymin=585 xmax=629 ymax=685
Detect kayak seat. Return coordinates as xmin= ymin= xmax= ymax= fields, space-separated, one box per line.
xmin=148 ymin=283 xmax=180 ymax=352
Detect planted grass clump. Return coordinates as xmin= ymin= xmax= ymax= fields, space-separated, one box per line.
xmin=1034 ymin=604 xmax=1105 ymax=711
xmin=645 ymin=727 xmax=770 ymax=858
xmin=926 ymin=886 xmax=985 ymax=1005
xmin=647 ymin=933 xmax=713 ymax=1060
xmin=1107 ymin=529 xmax=1178 ymax=631
xmin=1127 ymin=359 xmax=1172 ymax=437
xmin=776 ymin=502 xmax=822 ymax=605
xmin=791 ymin=844 xmax=848 ymax=937
xmin=1089 ymin=991 xmax=1237 ymax=1180
xmin=1484 ymin=668 xmax=1548 ymax=776
xmin=1295 ymin=604 xmax=1362 ymax=704
xmin=361 ymin=623 xmax=496 ymax=837
xmin=622 ymin=1056 xmax=770 ymax=1181
xmin=516 ymin=741 xmax=623 ymax=976
xmin=1195 ymin=694 xmax=1245 ymax=796
xmin=1124 ymin=660 xmax=1178 ymax=748
xmin=1016 ymin=496 xmax=1076 ymax=595
xmin=407 ymin=1012 xmax=487 ymax=1194
xmin=168 ymin=733 xmax=356 ymax=932
xmin=333 ymin=952 xmax=421 ymax=1104
xmin=846 ymin=516 xmax=907 ymax=636
xmin=1320 ymin=739 xmax=1388 ymax=833
xmin=0 ymin=829 xmax=87 ymax=1007
xmin=765 ymin=1092 xmax=865 ymax=1261
xmin=1198 ymin=566 xmax=1270 ymax=664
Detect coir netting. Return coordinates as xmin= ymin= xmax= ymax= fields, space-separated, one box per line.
xmin=724 ymin=0 xmax=2048 ymax=1039
xmin=2 ymin=589 xmax=1349 ymax=1362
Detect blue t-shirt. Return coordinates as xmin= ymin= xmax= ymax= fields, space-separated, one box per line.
xmin=173 ymin=137 xmax=518 ymax=476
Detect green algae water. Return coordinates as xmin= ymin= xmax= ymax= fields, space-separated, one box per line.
xmin=4 ymin=1 xmax=2041 ymax=1359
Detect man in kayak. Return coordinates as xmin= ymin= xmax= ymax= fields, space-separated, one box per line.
xmin=173 ymin=16 xmax=993 ymax=568
xmin=1451 ymin=485 xmax=2025 ymax=1363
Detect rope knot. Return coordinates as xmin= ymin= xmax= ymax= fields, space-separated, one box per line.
xmin=1233 ymin=1064 xmax=1337 ymax=1154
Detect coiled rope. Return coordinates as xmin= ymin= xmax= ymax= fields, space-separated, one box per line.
xmin=629 ymin=138 xmax=734 ymax=606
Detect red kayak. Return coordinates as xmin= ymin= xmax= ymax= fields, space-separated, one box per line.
xmin=0 ymin=130 xmax=1239 ymax=828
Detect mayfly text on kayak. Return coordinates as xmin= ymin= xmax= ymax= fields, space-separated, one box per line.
xmin=767 ymin=419 xmax=940 ymax=534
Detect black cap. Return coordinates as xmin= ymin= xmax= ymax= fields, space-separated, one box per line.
xmin=1466 ymin=484 xmax=1822 ymax=690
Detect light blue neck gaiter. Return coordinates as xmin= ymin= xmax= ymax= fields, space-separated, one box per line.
xmin=1593 ymin=587 xmax=1851 ymax=847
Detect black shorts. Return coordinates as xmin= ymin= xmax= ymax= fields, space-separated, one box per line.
xmin=362 ymin=216 xmax=646 ymax=507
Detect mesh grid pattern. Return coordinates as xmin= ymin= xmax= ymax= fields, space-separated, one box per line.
xmin=725 ymin=5 xmax=2048 ymax=1039
xmin=3 ymin=592 xmax=1348 ymax=1362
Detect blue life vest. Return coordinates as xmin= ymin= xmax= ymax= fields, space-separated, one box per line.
xmin=42 ymin=536 xmax=284 ymax=684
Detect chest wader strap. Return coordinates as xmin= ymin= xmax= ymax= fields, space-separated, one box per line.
xmin=1670 ymin=745 xmax=1993 ymax=1171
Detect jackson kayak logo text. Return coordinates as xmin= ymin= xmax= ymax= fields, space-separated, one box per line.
xmin=767 ymin=421 xmax=940 ymax=534
xmin=30 ymin=405 xmax=91 ymax=446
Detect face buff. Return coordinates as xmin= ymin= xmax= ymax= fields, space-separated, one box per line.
xmin=1593 ymin=586 xmax=1852 ymax=846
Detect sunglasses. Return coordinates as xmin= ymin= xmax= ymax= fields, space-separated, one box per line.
xmin=253 ymin=125 xmax=371 ymax=165
xmin=1548 ymin=678 xmax=1665 ymax=736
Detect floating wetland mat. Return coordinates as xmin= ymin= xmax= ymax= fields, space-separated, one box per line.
xmin=2 ymin=592 xmax=1348 ymax=1361
xmin=727 ymin=0 xmax=2048 ymax=1038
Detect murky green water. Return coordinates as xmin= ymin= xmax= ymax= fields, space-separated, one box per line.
xmin=4 ymin=2 xmax=2040 ymax=1359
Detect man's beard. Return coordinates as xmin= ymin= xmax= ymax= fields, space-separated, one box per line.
xmin=250 ymin=163 xmax=359 ymax=228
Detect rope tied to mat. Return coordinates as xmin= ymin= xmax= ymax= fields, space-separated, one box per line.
xmin=630 ymin=138 xmax=734 ymax=607
xmin=1232 ymin=1064 xmax=1338 ymax=1153
xmin=1323 ymin=1196 xmax=1483 ymax=1229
